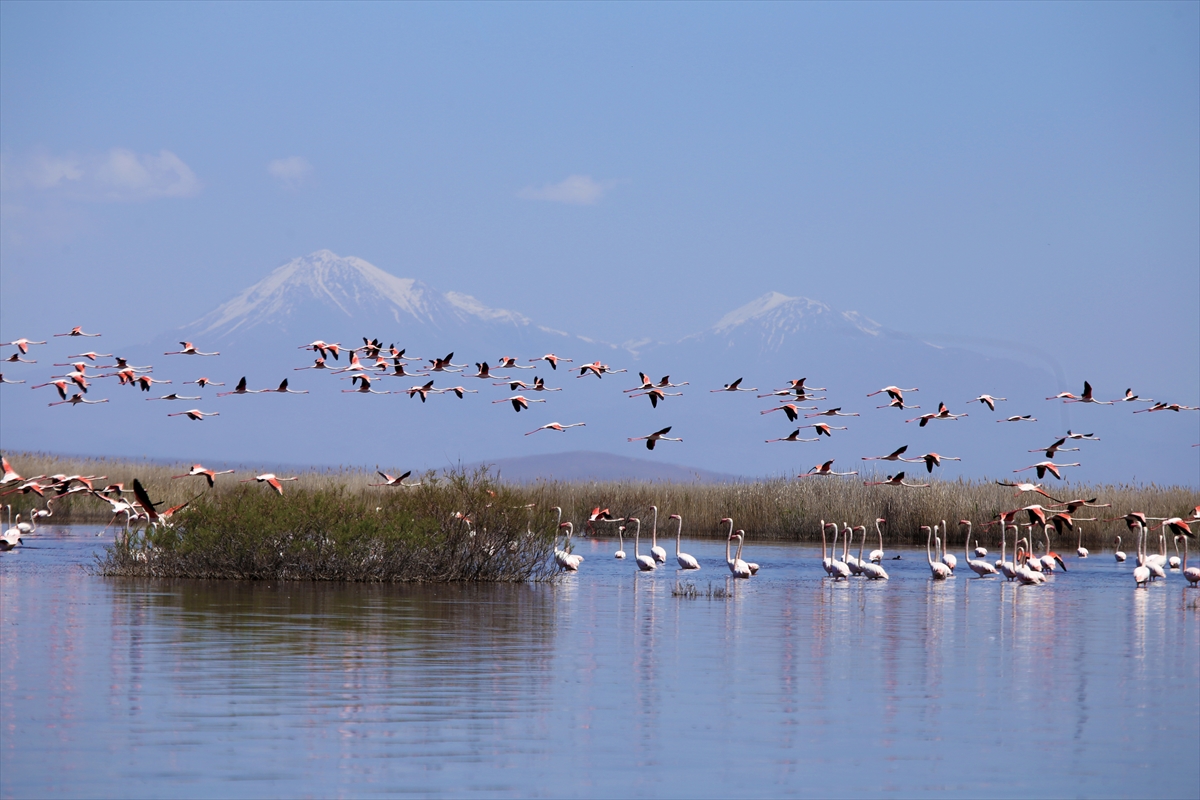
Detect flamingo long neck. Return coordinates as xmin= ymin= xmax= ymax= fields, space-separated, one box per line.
xmin=942 ymin=521 xmax=948 ymax=559
xmin=875 ymin=520 xmax=884 ymax=553
xmin=1000 ymin=525 xmax=1007 ymax=562
xmin=735 ymin=533 xmax=745 ymax=562
xmin=633 ymin=520 xmax=641 ymax=559
xmin=725 ymin=533 xmax=732 ymax=564
xmin=857 ymin=527 xmax=866 ymax=562
xmin=1182 ymin=535 xmax=1189 ymax=571
xmin=821 ymin=520 xmax=828 ymax=560
xmin=926 ymin=528 xmax=935 ymax=566
xmin=832 ymin=526 xmax=840 ymax=559
xmin=617 ymin=527 xmax=624 ymax=550
xmin=1115 ymin=535 xmax=1121 ymax=552
xmin=1044 ymin=524 xmax=1053 ymax=556
xmin=842 ymin=526 xmax=850 ymax=561
xmin=650 ymin=507 xmax=658 ymax=549
xmin=963 ymin=522 xmax=972 ymax=561
xmin=675 ymin=516 xmax=683 ymax=555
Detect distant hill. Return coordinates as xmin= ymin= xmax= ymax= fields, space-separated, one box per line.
xmin=465 ymin=450 xmax=745 ymax=484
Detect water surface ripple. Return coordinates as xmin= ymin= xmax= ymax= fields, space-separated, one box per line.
xmin=2 ymin=527 xmax=1197 ymax=798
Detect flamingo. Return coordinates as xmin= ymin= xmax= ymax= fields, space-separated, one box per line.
xmin=629 ymin=518 xmax=655 ymax=572
xmin=49 ymin=394 xmax=109 ymax=407
xmin=164 ymin=341 xmax=219 ymax=356
xmin=1114 ymin=535 xmax=1127 ymax=562
xmin=167 ymin=409 xmax=219 ymax=420
xmin=867 ymin=386 xmax=918 ymax=404
xmin=876 ymin=396 xmax=920 ymax=410
xmin=145 ymin=393 xmax=202 ymax=401
xmin=218 ymin=377 xmax=263 ymax=396
xmin=342 ymin=375 xmax=390 ymax=394
xmin=263 ymin=379 xmax=308 ymax=394
xmin=1076 ymin=523 xmax=1089 ymax=558
xmin=998 ymin=525 xmax=1018 ymax=581
xmin=994 ymin=481 xmax=1062 ymax=502
xmin=32 ymin=380 xmax=74 ymax=400
xmin=901 ymin=453 xmax=962 ymax=473
xmin=766 ymin=430 xmax=819 ymax=443
xmin=828 ymin=525 xmax=850 ymax=580
xmin=370 ymin=470 xmax=419 ymax=487
xmin=239 ymin=473 xmax=299 ymax=495
xmin=798 ymin=422 xmax=847 ymax=437
xmin=1179 ymin=534 xmax=1199 ymax=587
xmin=962 ymin=520 xmax=997 ymax=577
xmin=613 ymin=524 xmax=626 ymax=559
xmin=409 ymin=381 xmax=442 ymax=402
xmin=734 ymin=530 xmax=759 ymax=575
xmin=427 ymin=352 xmax=466 ymax=373
xmin=819 ymin=520 xmax=835 ymax=575
xmin=925 ymin=526 xmax=951 ymax=579
xmin=555 ymin=522 xmax=585 ymax=571
xmin=628 ymin=426 xmax=682 ymax=450
xmin=496 ymin=356 xmax=534 ymax=370
xmin=857 ymin=525 xmax=888 ymax=579
xmin=648 ymin=506 xmax=667 ymax=563
xmin=863 ymin=472 xmax=929 ymax=488
xmin=1062 ymin=381 xmax=1113 ymax=404
xmin=798 ymin=460 xmax=857 ymax=477
xmin=1013 ymin=461 xmax=1081 ymax=481
xmin=184 ymin=377 xmax=225 ymax=387
xmin=298 ymin=340 xmax=343 ymax=360
xmin=1029 ymin=438 xmax=1080 ymax=459
xmin=1119 ymin=388 xmax=1153 ymax=403
xmin=670 ymin=514 xmax=699 ymax=570
xmin=629 ymin=388 xmax=683 ymax=408
xmin=493 ymin=394 xmax=545 ymax=412
xmin=711 ymin=378 xmax=757 ymax=392
xmin=906 ymin=403 xmax=968 ymax=426
xmin=1133 ymin=522 xmax=1151 ymax=587
xmin=868 ymin=518 xmax=886 ymax=562
xmin=803 ymin=408 xmax=859 ymax=418
xmin=1064 ymin=430 xmax=1101 ymax=440
xmin=760 ymin=404 xmax=816 ymax=422
xmin=132 ymin=375 xmax=172 ymax=392
xmin=938 ymin=522 xmax=957 ymax=572
xmin=54 ymin=326 xmax=101 ymax=337
xmin=862 ymin=446 xmax=910 ymax=462
xmin=998 ymin=415 xmax=1037 ymax=423
xmin=967 ymin=394 xmax=1006 ymax=411
xmin=0 ymin=374 xmax=25 ymax=384
xmin=0 ymin=338 xmax=46 ymax=354
xmin=1039 ymin=524 xmax=1068 ymax=573
xmin=438 ymin=386 xmax=479 ymax=399
xmin=1135 ymin=402 xmax=1200 ymax=412
xmin=3 ymin=353 xmax=36 ymax=364
xmin=843 ymin=524 xmax=863 ymax=575
xmin=172 ymin=464 xmax=235 ymax=487
xmin=525 ymin=422 xmax=586 ymax=435
xmin=0 ymin=458 xmax=22 ymax=487
xmin=727 ymin=530 xmax=752 ymax=579
xmin=529 ymin=354 xmax=572 ymax=370
xmin=1016 ymin=539 xmax=1047 ymax=585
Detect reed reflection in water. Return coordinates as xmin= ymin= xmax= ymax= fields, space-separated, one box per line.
xmin=1 ymin=527 xmax=1198 ymax=798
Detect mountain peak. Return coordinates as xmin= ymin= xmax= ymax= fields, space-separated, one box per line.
xmin=185 ymin=250 xmax=529 ymax=340
xmin=713 ymin=291 xmax=881 ymax=337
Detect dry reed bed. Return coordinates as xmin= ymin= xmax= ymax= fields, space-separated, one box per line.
xmin=4 ymin=451 xmax=1197 ymax=552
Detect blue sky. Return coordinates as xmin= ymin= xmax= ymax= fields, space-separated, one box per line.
xmin=2 ymin=2 xmax=1198 ymax=404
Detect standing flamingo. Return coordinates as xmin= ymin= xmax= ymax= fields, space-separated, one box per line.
xmin=670 ymin=514 xmax=699 ymax=570
xmin=614 ymin=524 xmax=626 ymax=559
xmin=939 ymin=521 xmax=957 ymax=572
xmin=925 ymin=526 xmax=951 ymax=580
xmin=1179 ymin=534 xmax=1199 ymax=587
xmin=962 ymin=520 xmax=997 ymax=578
xmin=629 ymin=518 xmax=656 ymax=572
xmin=1114 ymin=535 xmax=1127 ymax=562
xmin=857 ymin=526 xmax=888 ymax=580
xmin=727 ymin=530 xmax=752 ymax=579
xmin=648 ymin=506 xmax=667 ymax=563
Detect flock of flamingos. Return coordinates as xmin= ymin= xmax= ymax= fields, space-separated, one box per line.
xmin=1 ymin=327 xmax=1197 ymax=589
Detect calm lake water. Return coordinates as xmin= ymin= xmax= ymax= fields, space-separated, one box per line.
xmin=2 ymin=526 xmax=1198 ymax=799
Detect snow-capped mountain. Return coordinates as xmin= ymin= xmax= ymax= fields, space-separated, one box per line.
xmin=710 ymin=291 xmax=882 ymax=341
xmin=186 ymin=250 xmax=533 ymax=341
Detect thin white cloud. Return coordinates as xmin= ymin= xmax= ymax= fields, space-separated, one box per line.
xmin=1 ymin=147 xmax=201 ymax=201
xmin=268 ymin=156 xmax=312 ymax=189
xmin=517 ymin=174 xmax=616 ymax=205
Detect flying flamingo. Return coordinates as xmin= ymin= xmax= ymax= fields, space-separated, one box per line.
xmin=1119 ymin=388 xmax=1153 ymax=403
xmin=294 ymin=358 xmax=332 ymax=371
xmin=670 ymin=514 xmax=700 ymax=570
xmin=998 ymin=415 xmax=1037 ymax=423
xmin=1013 ymin=461 xmax=1081 ymax=481
xmin=760 ymin=404 xmax=816 ymax=422
xmin=32 ymin=380 xmax=74 ymax=400
xmin=172 ymin=464 xmax=235 ymax=487
xmin=876 ymin=396 xmax=920 ymax=410
xmin=260 ymin=379 xmax=307 ymax=394
xmin=493 ymin=394 xmax=545 ymax=412
xmin=526 ymin=377 xmax=560 ymax=393
xmin=1064 ymin=430 xmax=1100 ymax=440
xmin=65 ymin=351 xmax=113 ymax=362
xmin=628 ymin=426 xmax=682 ymax=450
xmin=798 ymin=460 xmax=857 ymax=477
xmin=804 ymin=408 xmax=859 ymax=418
xmin=758 ymin=388 xmax=826 ymax=401
xmin=164 ymin=342 xmax=219 ymax=356
xmin=924 ymin=526 xmax=951 ymax=579
xmin=49 ymin=394 xmax=109 ymax=407
xmin=1029 ymin=438 xmax=1080 ymax=459
xmin=0 ymin=374 xmax=25 ymax=384
xmin=863 ymin=472 xmax=929 ymax=488
xmin=765 ymin=430 xmax=819 ymax=443
xmin=3 ymin=353 xmax=36 ymax=364
xmin=330 ymin=353 xmax=369 ymax=374
xmin=629 ymin=388 xmax=683 ymax=408
xmin=1 ymin=458 xmax=22 ymax=486
xmin=389 ymin=361 xmax=428 ymax=378
xmin=711 ymin=378 xmax=757 ymax=392
xmin=438 ymin=386 xmax=479 ymax=399
xmin=217 ymin=377 xmax=266 ymax=396
xmin=343 ymin=375 xmax=390 ymax=394
xmin=906 ymin=403 xmax=967 ymax=426
xmin=298 ymin=340 xmax=343 ymax=360
xmin=0 ymin=338 xmax=46 ymax=354
xmin=409 ymin=381 xmax=440 ymax=402
xmin=798 ymin=422 xmax=847 ymax=437
xmin=529 ymin=354 xmax=572 ymax=370
xmin=967 ymin=394 xmax=1006 ymax=411
xmin=145 ymin=393 xmax=202 ymax=401
xmin=496 ymin=356 xmax=534 ymax=370
xmin=371 ymin=471 xmax=420 ymax=487
xmin=240 ymin=473 xmax=299 ymax=495
xmin=862 ymin=445 xmax=910 ymax=462
xmin=469 ymin=362 xmax=508 ymax=380
xmin=167 ymin=409 xmax=219 ymax=421
xmin=994 ymin=481 xmax=1063 ymax=502
xmin=1135 ymin=402 xmax=1200 ymax=413
xmin=184 ymin=377 xmax=225 ymax=387
xmin=576 ymin=361 xmax=625 ymax=378
xmin=900 ymin=453 xmax=962 ymax=473
xmin=525 ymin=422 xmax=586 ymax=435
xmin=54 ymin=326 xmax=101 ymax=337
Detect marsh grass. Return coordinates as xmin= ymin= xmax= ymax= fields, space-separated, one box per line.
xmin=4 ymin=451 xmax=1197 ymax=558
xmin=672 ymin=581 xmax=733 ymax=599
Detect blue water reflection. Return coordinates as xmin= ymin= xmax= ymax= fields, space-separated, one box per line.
xmin=2 ymin=527 xmax=1197 ymax=798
